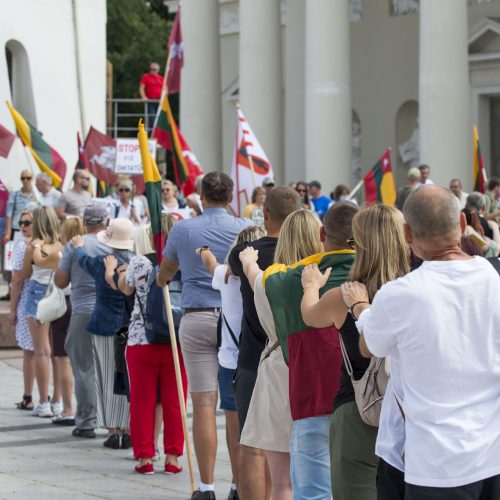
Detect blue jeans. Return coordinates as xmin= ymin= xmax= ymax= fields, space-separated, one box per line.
xmin=290 ymin=415 xmax=332 ymax=500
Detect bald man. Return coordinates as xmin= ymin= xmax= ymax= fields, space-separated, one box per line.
xmin=344 ymin=186 xmax=500 ymax=499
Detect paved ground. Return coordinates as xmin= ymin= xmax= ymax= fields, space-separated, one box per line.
xmin=0 ymin=349 xmax=233 ymax=499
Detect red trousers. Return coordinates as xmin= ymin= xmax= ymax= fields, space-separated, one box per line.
xmin=126 ymin=344 xmax=188 ymax=459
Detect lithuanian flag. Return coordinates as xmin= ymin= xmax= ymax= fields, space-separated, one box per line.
xmin=138 ymin=119 xmax=164 ymax=262
xmin=263 ymin=250 xmax=355 ymax=420
xmin=473 ymin=126 xmax=487 ymax=193
xmin=153 ymin=95 xmax=189 ymax=186
xmin=363 ymin=148 xmax=396 ymax=206
xmin=6 ymin=101 xmax=66 ymax=188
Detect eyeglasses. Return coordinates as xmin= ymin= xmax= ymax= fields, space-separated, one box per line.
xmin=20 ymin=177 xmax=32 ymax=181
xmin=119 ymin=188 xmax=131 ymax=193
xmin=162 ymin=188 xmax=171 ymax=193
xmin=20 ymin=220 xmax=32 ymax=227
xmin=346 ymin=237 xmax=356 ymax=250
xmin=78 ymin=176 xmax=91 ymax=181
xmin=296 ymin=188 xmax=307 ymax=194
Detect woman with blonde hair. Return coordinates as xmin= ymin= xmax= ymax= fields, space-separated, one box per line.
xmin=300 ymin=204 xmax=410 ymax=500
xmin=10 ymin=209 xmax=35 ymax=410
xmin=23 ymin=206 xmax=64 ymax=418
xmin=238 ymin=210 xmax=323 ymax=500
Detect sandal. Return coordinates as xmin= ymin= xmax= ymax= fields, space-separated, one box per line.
xmin=15 ymin=394 xmax=34 ymax=410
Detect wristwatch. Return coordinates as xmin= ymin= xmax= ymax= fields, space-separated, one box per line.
xmin=200 ymin=246 xmax=211 ymax=253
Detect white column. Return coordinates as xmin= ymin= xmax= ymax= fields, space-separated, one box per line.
xmin=240 ymin=0 xmax=283 ymax=182
xmin=419 ymin=0 xmax=470 ymax=188
xmin=284 ymin=0 xmax=306 ymax=183
xmin=305 ymin=0 xmax=351 ymax=188
xmin=180 ymin=0 xmax=221 ymax=172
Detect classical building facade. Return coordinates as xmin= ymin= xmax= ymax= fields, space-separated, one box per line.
xmin=169 ymin=0 xmax=500 ymax=192
xmin=0 ymin=0 xmax=106 ymax=190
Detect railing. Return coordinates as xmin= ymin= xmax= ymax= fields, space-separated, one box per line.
xmin=106 ymin=98 xmax=160 ymax=138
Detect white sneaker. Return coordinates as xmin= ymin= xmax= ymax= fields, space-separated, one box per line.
xmin=51 ymin=400 xmax=63 ymax=418
xmin=32 ymin=401 xmax=53 ymax=418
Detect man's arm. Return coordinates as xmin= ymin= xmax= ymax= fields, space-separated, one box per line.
xmin=157 ymin=258 xmax=179 ymax=288
xmin=55 ymin=195 xmax=68 ymax=220
xmin=54 ymin=269 xmax=70 ymax=289
xmin=139 ymin=83 xmax=147 ymax=101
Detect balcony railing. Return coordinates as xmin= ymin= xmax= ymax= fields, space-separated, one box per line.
xmin=106 ymin=98 xmax=160 ymax=138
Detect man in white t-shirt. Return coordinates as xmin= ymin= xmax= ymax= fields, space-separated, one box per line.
xmin=344 ymin=185 xmax=500 ymax=499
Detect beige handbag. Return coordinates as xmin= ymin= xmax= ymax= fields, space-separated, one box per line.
xmin=339 ymin=336 xmax=388 ymax=427
xmin=36 ymin=273 xmax=67 ymax=324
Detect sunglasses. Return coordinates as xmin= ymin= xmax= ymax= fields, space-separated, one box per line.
xmin=20 ymin=177 xmax=32 ymax=181
xmin=296 ymin=188 xmax=307 ymax=193
xmin=78 ymin=176 xmax=91 ymax=181
xmin=162 ymin=188 xmax=171 ymax=193
xmin=346 ymin=237 xmax=356 ymax=250
xmin=119 ymin=188 xmax=131 ymax=193
xmin=20 ymin=220 xmax=32 ymax=227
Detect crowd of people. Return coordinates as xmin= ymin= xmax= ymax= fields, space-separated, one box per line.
xmin=2 ymin=164 xmax=500 ymax=500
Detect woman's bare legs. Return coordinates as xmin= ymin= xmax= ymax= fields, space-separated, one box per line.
xmin=52 ymin=355 xmax=74 ymax=416
xmin=28 ymin=318 xmax=51 ymax=403
xmin=265 ymin=450 xmax=292 ymax=500
xmin=23 ymin=350 xmax=35 ymax=400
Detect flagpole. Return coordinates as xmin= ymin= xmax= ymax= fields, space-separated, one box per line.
xmin=348 ymin=179 xmax=364 ymax=200
xmin=162 ymin=284 xmax=196 ymax=493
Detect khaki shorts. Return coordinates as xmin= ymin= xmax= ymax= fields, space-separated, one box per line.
xmin=179 ymin=310 xmax=220 ymax=393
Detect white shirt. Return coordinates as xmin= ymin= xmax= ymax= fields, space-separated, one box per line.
xmin=362 ymin=257 xmax=500 ymax=488
xmin=212 ymin=264 xmax=243 ymax=370
xmin=39 ymin=188 xmax=62 ymax=210
xmin=113 ymin=197 xmax=146 ymax=225
xmin=357 ymin=309 xmax=405 ymax=472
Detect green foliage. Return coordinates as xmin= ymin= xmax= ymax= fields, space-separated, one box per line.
xmin=107 ymin=0 xmax=172 ymax=98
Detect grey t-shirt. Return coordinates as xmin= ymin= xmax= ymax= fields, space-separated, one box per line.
xmin=57 ymin=188 xmax=92 ymax=216
xmin=59 ymin=234 xmax=111 ymax=314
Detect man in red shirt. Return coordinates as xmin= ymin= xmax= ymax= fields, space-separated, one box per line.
xmin=139 ymin=62 xmax=164 ymax=130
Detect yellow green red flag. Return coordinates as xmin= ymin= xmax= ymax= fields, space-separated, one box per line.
xmin=6 ymin=101 xmax=66 ymax=188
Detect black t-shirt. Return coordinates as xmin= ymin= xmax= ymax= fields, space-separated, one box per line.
xmin=479 ymin=216 xmax=493 ymax=239
xmin=228 ymin=236 xmax=278 ymax=371
xmin=333 ymin=313 xmax=370 ymax=411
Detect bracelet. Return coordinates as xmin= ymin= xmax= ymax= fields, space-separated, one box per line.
xmin=349 ymin=301 xmax=370 ymax=321
xmin=118 ymin=269 xmax=126 ymax=274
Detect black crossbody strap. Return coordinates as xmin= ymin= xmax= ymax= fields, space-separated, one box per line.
xmin=222 ymin=313 xmax=239 ymax=348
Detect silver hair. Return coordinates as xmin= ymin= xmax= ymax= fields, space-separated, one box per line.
xmin=403 ymin=185 xmax=461 ymax=240
xmin=36 ymin=172 xmax=53 ymax=185
xmin=465 ymin=192 xmax=485 ymax=212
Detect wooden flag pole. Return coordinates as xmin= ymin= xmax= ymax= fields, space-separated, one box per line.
xmin=348 ymin=179 xmax=364 ymax=200
xmin=162 ymin=284 xmax=196 ymax=493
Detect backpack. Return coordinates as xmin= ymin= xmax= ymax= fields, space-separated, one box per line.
xmin=339 ymin=336 xmax=388 ymax=427
xmin=137 ymin=255 xmax=182 ymax=345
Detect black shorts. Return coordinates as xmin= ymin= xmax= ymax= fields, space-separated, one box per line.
xmin=377 ymin=459 xmax=404 ymax=500
xmin=50 ymin=297 xmax=71 ymax=357
xmin=233 ymin=365 xmax=257 ymax=438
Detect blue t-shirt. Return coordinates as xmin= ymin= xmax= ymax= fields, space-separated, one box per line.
xmin=311 ymin=195 xmax=331 ymax=220
xmin=163 ymin=207 xmax=251 ymax=308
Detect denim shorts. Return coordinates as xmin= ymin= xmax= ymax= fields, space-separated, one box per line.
xmin=25 ymin=280 xmax=48 ymax=319
xmin=218 ymin=365 xmax=237 ymax=412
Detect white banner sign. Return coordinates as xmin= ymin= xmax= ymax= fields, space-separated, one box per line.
xmin=115 ymin=138 xmax=156 ymax=175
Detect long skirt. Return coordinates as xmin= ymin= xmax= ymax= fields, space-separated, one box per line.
xmin=91 ymin=334 xmax=130 ymax=429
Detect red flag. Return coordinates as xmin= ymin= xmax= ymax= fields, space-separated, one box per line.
xmin=0 ymin=125 xmax=15 ymax=158
xmin=363 ymin=148 xmax=396 ymax=206
xmin=0 ymin=179 xmax=9 ymax=217
xmin=166 ymin=10 xmax=183 ymax=94
xmin=83 ymin=127 xmax=145 ymax=195
xmin=76 ymin=132 xmax=86 ymax=170
xmin=84 ymin=127 xmax=118 ymax=185
xmin=178 ymin=129 xmax=204 ymax=196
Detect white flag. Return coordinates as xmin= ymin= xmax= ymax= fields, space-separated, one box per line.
xmin=230 ymin=108 xmax=274 ymax=216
